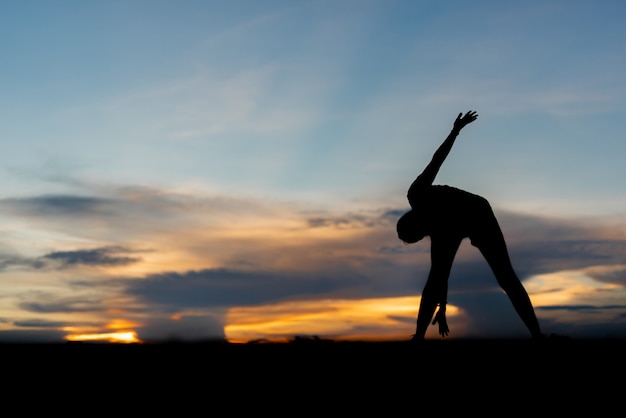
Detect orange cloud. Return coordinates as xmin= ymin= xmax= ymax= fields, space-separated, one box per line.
xmin=105 ymin=318 xmax=141 ymax=330
xmin=526 ymin=270 xmax=623 ymax=307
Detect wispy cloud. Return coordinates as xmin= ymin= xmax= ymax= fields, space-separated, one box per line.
xmin=42 ymin=247 xmax=141 ymax=268
xmin=19 ymin=296 xmax=106 ymax=314
xmin=0 ymin=195 xmax=113 ymax=218
xmin=583 ymin=264 xmax=626 ymax=286
xmin=0 ymin=329 xmax=66 ymax=343
xmin=13 ymin=319 xmax=69 ymax=328
xmin=0 ymin=246 xmax=140 ymax=272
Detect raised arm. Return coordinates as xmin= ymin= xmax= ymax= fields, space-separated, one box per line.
xmin=412 ymin=111 xmax=478 ymax=188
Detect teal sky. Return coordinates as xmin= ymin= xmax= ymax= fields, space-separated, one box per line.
xmin=0 ymin=1 xmax=625 ymax=342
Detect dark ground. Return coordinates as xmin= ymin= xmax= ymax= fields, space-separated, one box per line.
xmin=4 ymin=338 xmax=623 ymax=411
xmin=4 ymin=337 xmax=624 ymax=371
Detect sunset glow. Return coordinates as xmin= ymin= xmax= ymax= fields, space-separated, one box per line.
xmin=1 ymin=1 xmax=625 ymax=343
xmin=65 ymin=331 xmax=142 ymax=344
xmin=224 ymin=296 xmax=462 ymax=343
xmin=526 ymin=271 xmax=624 ymax=307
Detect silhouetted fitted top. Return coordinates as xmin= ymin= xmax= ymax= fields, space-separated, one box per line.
xmin=407 ymin=183 xmax=493 ymax=242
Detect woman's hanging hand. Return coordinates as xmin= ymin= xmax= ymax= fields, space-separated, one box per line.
xmin=432 ymin=304 xmax=450 ymax=337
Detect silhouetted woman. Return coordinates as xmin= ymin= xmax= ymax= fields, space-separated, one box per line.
xmin=397 ymin=111 xmax=543 ymax=340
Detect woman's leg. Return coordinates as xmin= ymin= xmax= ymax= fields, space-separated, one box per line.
xmin=414 ymin=236 xmax=462 ymax=340
xmin=471 ymin=205 xmax=543 ymax=338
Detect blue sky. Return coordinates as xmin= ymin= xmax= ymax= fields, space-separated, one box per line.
xmin=0 ymin=0 xmax=625 ymax=342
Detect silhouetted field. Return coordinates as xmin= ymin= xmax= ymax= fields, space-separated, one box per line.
xmin=4 ymin=338 xmax=622 ymax=411
xmin=4 ymin=338 xmax=624 ymax=374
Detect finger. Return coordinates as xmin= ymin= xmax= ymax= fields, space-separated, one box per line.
xmin=464 ymin=114 xmax=477 ymax=123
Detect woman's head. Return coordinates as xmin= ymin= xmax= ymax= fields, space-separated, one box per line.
xmin=396 ymin=210 xmax=424 ymax=244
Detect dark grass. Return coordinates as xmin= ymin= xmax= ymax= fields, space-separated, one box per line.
xmin=4 ymin=337 xmax=624 ymax=373
xmin=4 ymin=338 xmax=623 ymax=411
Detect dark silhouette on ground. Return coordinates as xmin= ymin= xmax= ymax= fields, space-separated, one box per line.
xmin=397 ymin=111 xmax=543 ymax=340
xmin=4 ymin=339 xmax=621 ymax=411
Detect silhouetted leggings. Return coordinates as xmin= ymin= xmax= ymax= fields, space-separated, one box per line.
xmin=415 ymin=196 xmax=542 ymax=339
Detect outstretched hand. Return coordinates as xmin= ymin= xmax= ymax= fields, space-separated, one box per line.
xmin=432 ymin=305 xmax=449 ymax=337
xmin=453 ymin=110 xmax=478 ymax=132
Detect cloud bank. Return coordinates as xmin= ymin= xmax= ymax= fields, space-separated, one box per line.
xmin=0 ymin=182 xmax=624 ymax=342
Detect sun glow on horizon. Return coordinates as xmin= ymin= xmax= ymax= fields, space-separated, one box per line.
xmin=224 ymin=296 xmax=463 ymax=343
xmin=65 ymin=320 xmax=143 ymax=343
xmin=65 ymin=331 xmax=142 ymax=344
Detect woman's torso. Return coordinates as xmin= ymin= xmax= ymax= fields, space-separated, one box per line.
xmin=408 ymin=185 xmax=488 ymax=239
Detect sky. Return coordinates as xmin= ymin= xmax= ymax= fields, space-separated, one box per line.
xmin=1 ymin=0 xmax=625 ymax=343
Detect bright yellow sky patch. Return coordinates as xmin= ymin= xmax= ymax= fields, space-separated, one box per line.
xmin=65 ymin=331 xmax=141 ymax=343
xmin=64 ymin=319 xmax=143 ymax=343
